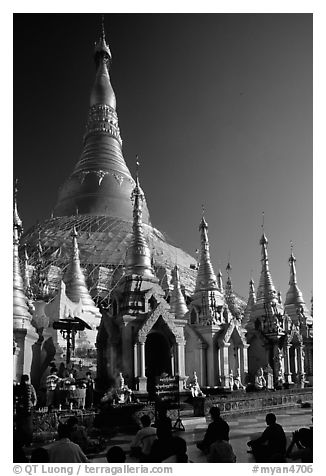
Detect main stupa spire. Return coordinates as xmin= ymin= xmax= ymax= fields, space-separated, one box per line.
xmin=54 ymin=16 xmax=150 ymax=224
xmin=125 ymin=164 xmax=155 ymax=278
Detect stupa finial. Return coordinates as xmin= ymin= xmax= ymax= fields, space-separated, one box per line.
xmin=194 ymin=211 xmax=218 ymax=293
xmin=256 ymin=225 xmax=277 ymax=303
xmin=125 ymin=169 xmax=155 ymax=279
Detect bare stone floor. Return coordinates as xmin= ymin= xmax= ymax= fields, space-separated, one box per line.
xmin=91 ymin=406 xmax=313 ymax=463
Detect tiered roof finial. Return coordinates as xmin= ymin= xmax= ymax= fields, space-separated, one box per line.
xmin=125 ymin=163 xmax=155 ymax=279
xmin=217 ymin=269 xmax=223 ymax=292
xmin=243 ymin=277 xmax=256 ymax=326
xmin=194 ymin=209 xmax=218 ymax=293
xmin=226 ymin=259 xmax=232 ymax=281
xmin=256 ymin=215 xmax=277 ymax=303
xmin=170 ymin=265 xmax=188 ymax=319
xmin=94 ymin=14 xmax=111 ymax=61
xmin=284 ymin=241 xmax=305 ymax=306
xmin=64 ymin=227 xmax=101 ymax=310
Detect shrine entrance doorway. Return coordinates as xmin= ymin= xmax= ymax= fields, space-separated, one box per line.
xmin=145 ymin=330 xmax=172 ymax=396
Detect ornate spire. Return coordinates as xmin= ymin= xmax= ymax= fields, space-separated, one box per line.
xmin=225 ymin=261 xmax=240 ymax=319
xmin=217 ymin=269 xmax=223 ymax=292
xmin=13 ymin=194 xmax=32 ymax=328
xmin=94 ymin=15 xmax=112 ymax=63
xmin=310 ymin=295 xmax=313 ymax=317
xmin=284 ymin=243 xmax=305 ymax=306
xmin=13 ymin=179 xmax=23 ymax=237
xmin=243 ymin=278 xmax=256 ymax=326
xmin=125 ymin=167 xmax=155 ymax=279
xmin=54 ymin=17 xmax=150 ymax=224
xmin=92 ymin=15 xmax=114 ymax=108
xmin=256 ymin=231 xmax=277 ymax=303
xmin=194 ymin=211 xmax=218 ymax=293
xmin=170 ymin=265 xmax=188 ymax=319
xmin=64 ymin=227 xmax=101 ymax=313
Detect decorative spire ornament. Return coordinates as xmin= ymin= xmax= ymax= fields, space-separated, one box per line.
xmin=256 ymin=217 xmax=277 ymax=303
xmin=243 ymin=277 xmax=257 ymax=327
xmin=284 ymin=241 xmax=305 ymax=306
xmin=170 ymin=265 xmax=188 ymax=319
xmin=194 ymin=209 xmax=218 ymax=293
xmin=217 ymin=269 xmax=223 ymax=293
xmin=125 ymin=165 xmax=155 ymax=279
xmin=64 ymin=227 xmax=101 ymax=311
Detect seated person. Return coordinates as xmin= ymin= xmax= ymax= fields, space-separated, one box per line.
xmin=286 ymin=428 xmax=313 ymax=463
xmin=46 ymin=423 xmax=89 ymax=463
xmin=247 ymin=413 xmax=286 ymax=463
xmin=66 ymin=416 xmax=90 ymax=452
xmin=197 ymin=406 xmax=229 ymax=454
xmin=154 ymin=405 xmax=172 ymax=432
xmin=130 ymin=415 xmax=157 ymax=462
xmin=148 ymin=424 xmax=174 ymax=463
xmin=208 ymin=426 xmax=236 ymax=463
xmin=162 ymin=436 xmax=189 ymax=463
xmin=106 ymin=446 xmax=126 ymax=463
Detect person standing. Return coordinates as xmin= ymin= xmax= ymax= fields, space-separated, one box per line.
xmin=16 ymin=374 xmax=37 ymax=446
xmin=85 ymin=371 xmax=95 ymax=408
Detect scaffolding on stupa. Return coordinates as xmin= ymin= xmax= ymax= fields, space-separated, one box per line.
xmin=20 ymin=214 xmax=199 ymax=307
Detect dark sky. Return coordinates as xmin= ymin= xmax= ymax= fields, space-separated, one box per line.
xmin=13 ymin=13 xmax=312 ymax=302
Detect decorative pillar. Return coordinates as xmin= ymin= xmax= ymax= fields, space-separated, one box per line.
xmin=199 ymin=344 xmax=207 ymax=386
xmin=133 ymin=342 xmax=138 ymax=378
xmin=140 ymin=341 xmax=145 ymax=377
xmin=176 ymin=341 xmax=185 ymax=377
xmin=292 ymin=346 xmax=298 ymax=382
xmin=170 ymin=346 xmax=175 ymax=376
xmin=219 ymin=343 xmax=231 ymax=388
xmin=239 ymin=344 xmax=249 ymax=384
xmin=297 ymin=344 xmax=305 ymax=388
xmin=13 ymin=339 xmax=20 ymax=383
xmin=283 ymin=343 xmax=293 ymax=384
xmin=137 ymin=339 xmax=147 ymax=392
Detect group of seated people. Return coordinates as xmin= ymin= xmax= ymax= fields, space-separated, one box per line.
xmin=14 ymin=416 xmax=105 ymax=463
xmin=14 ymin=400 xmax=313 ymax=464
xmin=247 ymin=413 xmax=313 ymax=463
xmin=195 ymin=407 xmax=312 ymax=463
